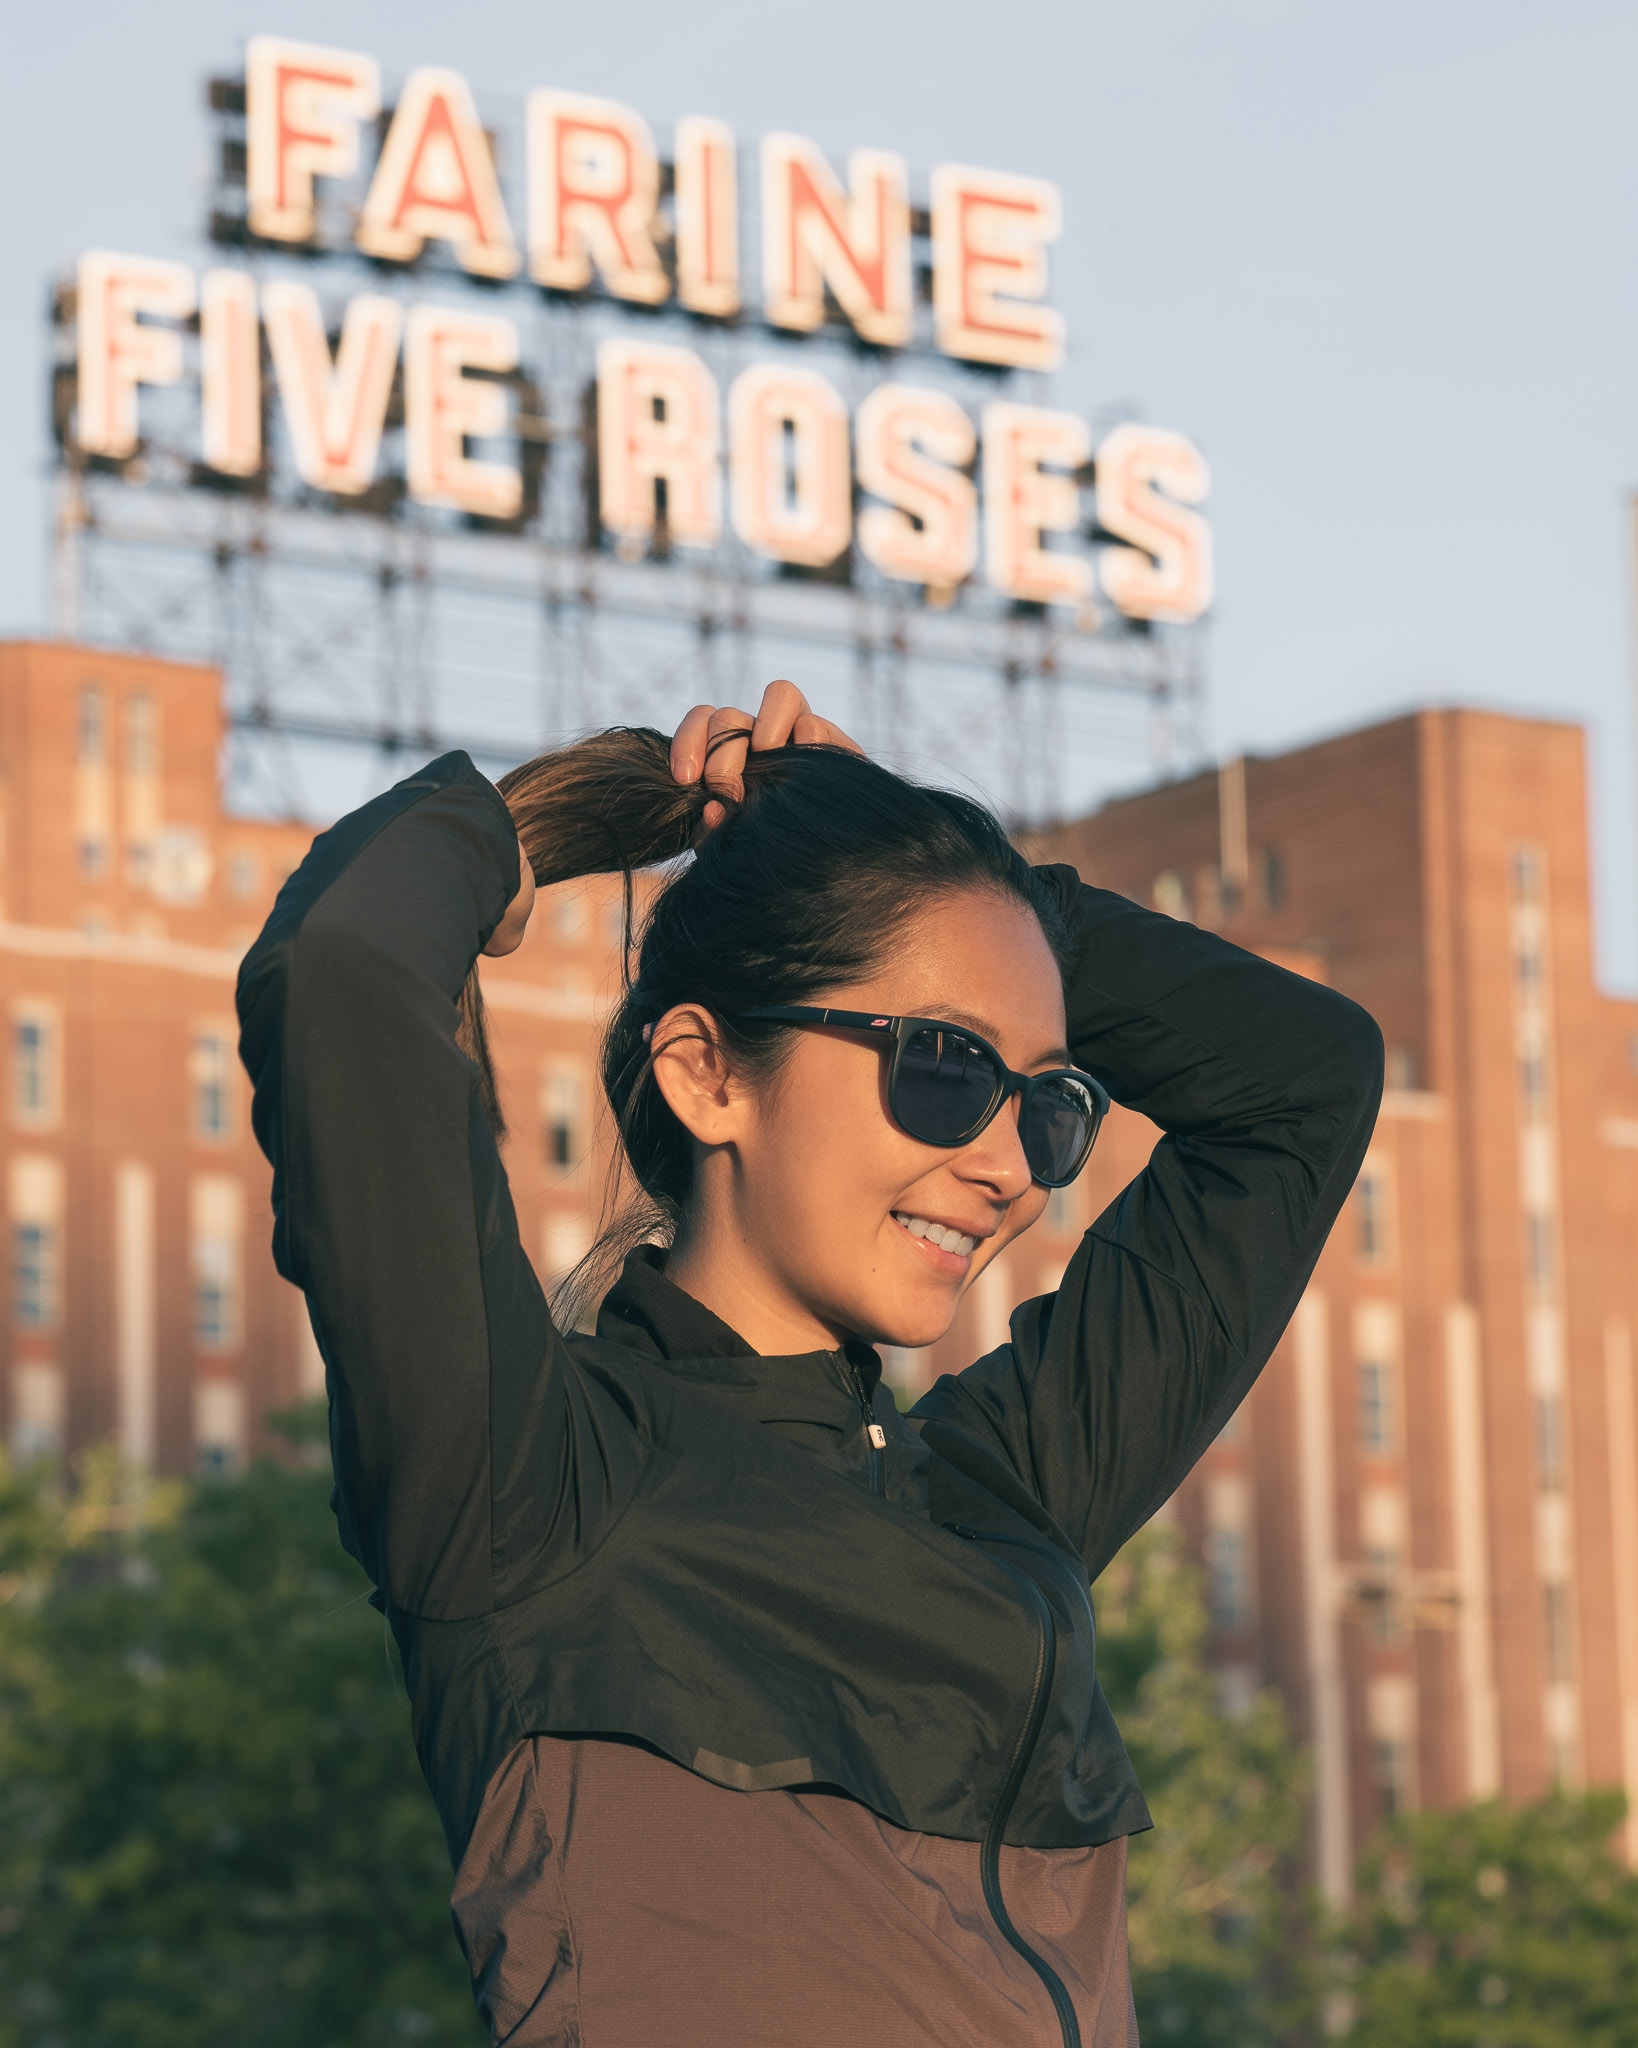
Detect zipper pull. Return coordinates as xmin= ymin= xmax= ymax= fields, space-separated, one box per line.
xmin=867 ymin=1421 xmax=887 ymax=1450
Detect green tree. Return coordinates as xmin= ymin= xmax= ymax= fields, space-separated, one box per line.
xmin=1336 ymin=1789 xmax=1638 ymax=2047
xmin=1093 ymin=1523 xmax=1313 ymax=2044
xmin=0 ymin=1425 xmax=481 ymax=2048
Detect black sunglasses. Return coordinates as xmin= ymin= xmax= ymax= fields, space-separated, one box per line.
xmin=730 ymin=1007 xmax=1109 ymax=1189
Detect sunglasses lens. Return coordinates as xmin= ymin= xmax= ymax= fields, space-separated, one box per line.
xmin=894 ymin=1026 xmax=1002 ymax=1143
xmin=1021 ymin=1075 xmax=1101 ymax=1186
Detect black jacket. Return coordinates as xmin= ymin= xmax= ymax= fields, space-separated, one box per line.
xmin=237 ymin=752 xmax=1383 ymax=1868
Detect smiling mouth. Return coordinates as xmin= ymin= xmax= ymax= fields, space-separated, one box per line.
xmin=891 ymin=1211 xmax=979 ymax=1260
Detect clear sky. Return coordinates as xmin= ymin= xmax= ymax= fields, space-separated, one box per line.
xmin=6 ymin=1 xmax=1638 ymax=982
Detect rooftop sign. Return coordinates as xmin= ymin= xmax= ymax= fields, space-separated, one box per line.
xmin=63 ymin=36 xmax=1212 ymax=625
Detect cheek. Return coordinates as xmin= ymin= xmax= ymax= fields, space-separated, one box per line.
xmin=745 ymin=1044 xmax=908 ymax=1222
xmin=1000 ymin=1186 xmax=1050 ymax=1245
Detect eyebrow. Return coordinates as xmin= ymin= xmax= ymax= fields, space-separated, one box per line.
xmin=912 ymin=1007 xmax=1072 ymax=1071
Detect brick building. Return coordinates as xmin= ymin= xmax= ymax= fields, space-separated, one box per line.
xmin=0 ymin=640 xmax=623 ymax=1475
xmin=1017 ymin=708 xmax=1638 ymax=1890
xmin=3 ymin=639 xmax=1635 ymax=1888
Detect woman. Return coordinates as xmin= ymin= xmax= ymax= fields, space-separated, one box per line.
xmin=238 ymin=681 xmax=1382 ymax=2048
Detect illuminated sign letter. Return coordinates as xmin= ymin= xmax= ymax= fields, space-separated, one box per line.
xmin=761 ymin=135 xmax=910 ymax=347
xmin=76 ymin=251 xmax=194 ymax=460
xmin=404 ymin=305 xmax=522 ymax=520
xmin=200 ymin=270 xmax=261 ymax=478
xmin=597 ymin=339 xmax=721 ymax=549
xmin=245 ymin=36 xmax=379 ymax=244
xmin=263 ymin=282 xmax=402 ymax=495
xmin=357 ymin=68 xmax=519 ymax=279
xmin=982 ymin=402 xmax=1092 ymax=606
xmin=526 ymin=92 xmax=668 ymax=304
xmin=931 ymin=166 xmax=1063 ymax=371
xmin=855 ymin=384 xmax=977 ymax=590
xmin=674 ymin=116 xmax=739 ymax=318
xmin=729 ymin=364 xmax=851 ymax=568
xmin=1095 ymin=425 xmax=1213 ymax=623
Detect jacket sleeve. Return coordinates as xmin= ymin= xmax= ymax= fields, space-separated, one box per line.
xmin=911 ymin=865 xmax=1384 ymax=1581
xmin=236 ymin=752 xmax=638 ymax=1622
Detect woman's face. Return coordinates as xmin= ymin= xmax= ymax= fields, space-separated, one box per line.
xmin=661 ymin=886 xmax=1070 ymax=1353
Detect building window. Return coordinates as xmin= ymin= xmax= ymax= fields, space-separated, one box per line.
xmin=1358 ymin=1357 xmax=1394 ymax=1457
xmin=192 ymin=1241 xmax=238 ymax=1351
xmin=77 ymin=684 xmax=106 ymax=765
xmin=125 ymin=691 xmax=158 ymax=775
xmin=9 ymin=1155 xmax=64 ymax=1333
xmin=1519 ymin=1050 xmax=1550 ymax=1120
xmin=189 ymin=1027 xmax=236 ymax=1143
xmin=1205 ymin=1528 xmax=1251 ymax=1632
xmin=194 ymin=1379 xmax=245 ymax=1477
xmin=124 ymin=692 xmax=161 ymax=881
xmin=541 ymin=1065 xmax=587 ymax=1171
xmin=1514 ymin=939 xmax=1544 ymax=999
xmin=1511 ymin=844 xmax=1544 ymax=905
xmin=1261 ymin=846 xmax=1286 ymax=914
xmin=1543 ymin=1583 xmax=1575 ymax=1684
xmin=1045 ymin=1181 xmax=1081 ymax=1234
xmin=226 ymin=852 xmax=259 ymax=900
xmin=12 ymin=1221 xmax=58 ymax=1331
xmin=1384 ymin=1044 xmax=1418 ymax=1090
xmin=1152 ymin=871 xmax=1188 ymax=920
xmin=10 ymin=1361 xmax=64 ymax=1461
xmin=1372 ymin=1739 xmax=1410 ymax=1819
xmin=1525 ymin=1212 xmax=1555 ymax=1292
xmin=1367 ymin=1674 xmax=1415 ymax=1814
xmin=1534 ymin=1394 xmax=1566 ymax=1491
xmin=11 ymin=1005 xmax=60 ymax=1131
xmin=190 ymin=1177 xmax=243 ymax=1354
xmin=75 ymin=684 xmax=111 ymax=878
xmin=1356 ymin=1162 xmax=1390 ymax=1262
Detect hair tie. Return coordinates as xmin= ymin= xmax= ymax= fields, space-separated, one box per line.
xmin=702 ymin=725 xmax=755 ymax=764
xmin=642 ymin=1022 xmax=654 ymax=1044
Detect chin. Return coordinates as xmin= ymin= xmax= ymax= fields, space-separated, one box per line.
xmin=851 ymin=1290 xmax=962 ymax=1355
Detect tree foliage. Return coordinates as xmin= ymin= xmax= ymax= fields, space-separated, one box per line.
xmin=1336 ymin=1789 xmax=1638 ymax=2047
xmin=1093 ymin=1522 xmax=1314 ymax=2043
xmin=0 ymin=1429 xmax=481 ymax=2048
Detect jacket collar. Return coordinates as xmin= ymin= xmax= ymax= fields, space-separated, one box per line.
xmin=596 ymin=1245 xmax=883 ymax=1403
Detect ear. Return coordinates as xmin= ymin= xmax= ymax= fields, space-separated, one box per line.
xmin=649 ymin=1003 xmax=750 ymax=1149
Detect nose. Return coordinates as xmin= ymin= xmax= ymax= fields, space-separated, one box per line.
xmin=954 ymin=1090 xmax=1034 ymax=1202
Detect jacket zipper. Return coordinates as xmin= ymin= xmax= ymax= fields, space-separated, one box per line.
xmin=849 ymin=1360 xmax=885 ymax=1495
xmin=952 ymin=1527 xmax=1084 ymax=2048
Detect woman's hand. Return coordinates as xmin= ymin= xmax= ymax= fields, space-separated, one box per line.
xmin=670 ymin=680 xmax=864 ymax=834
xmin=482 ymin=833 xmax=536 ymax=957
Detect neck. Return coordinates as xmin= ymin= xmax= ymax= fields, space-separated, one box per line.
xmin=666 ymin=1214 xmax=846 ymax=1357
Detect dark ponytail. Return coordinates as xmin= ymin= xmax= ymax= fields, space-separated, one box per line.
xmin=460 ymin=727 xmax=1069 ymax=1324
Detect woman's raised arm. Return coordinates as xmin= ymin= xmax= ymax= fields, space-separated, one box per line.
xmin=236 ymin=752 xmax=590 ymax=1622
xmin=912 ymin=865 xmax=1385 ymax=1581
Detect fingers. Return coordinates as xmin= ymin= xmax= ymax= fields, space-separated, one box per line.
xmin=791 ymin=711 xmax=865 ymax=757
xmin=670 ymin=702 xmax=715 ymax=785
xmin=670 ymin=683 xmax=864 ymax=820
xmin=749 ymin=677 xmax=811 ymax=752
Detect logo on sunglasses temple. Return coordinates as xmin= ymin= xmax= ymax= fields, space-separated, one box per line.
xmin=871 ymin=1018 xmax=890 ymax=1027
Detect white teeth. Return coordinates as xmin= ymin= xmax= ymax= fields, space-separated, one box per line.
xmin=893 ymin=1213 xmax=977 ymax=1258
